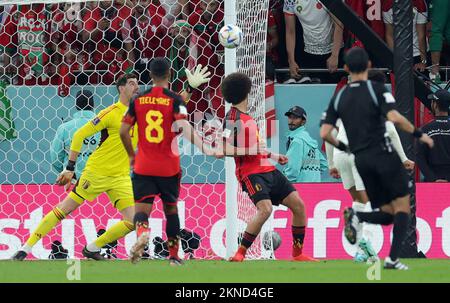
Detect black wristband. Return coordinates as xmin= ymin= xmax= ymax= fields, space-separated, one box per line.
xmin=66 ymin=160 xmax=76 ymax=172
xmin=336 ymin=141 xmax=349 ymax=152
xmin=413 ymin=128 xmax=423 ymax=138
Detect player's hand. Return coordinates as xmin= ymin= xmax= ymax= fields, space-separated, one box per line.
xmin=185 ymin=64 xmax=211 ymax=89
xmin=329 ymin=167 xmax=340 ymax=179
xmin=289 ymin=61 xmax=300 ymax=79
xmin=403 ymin=159 xmax=415 ymax=170
xmin=278 ymin=154 xmax=288 ymax=165
xmin=327 ymin=54 xmax=339 ymax=73
xmin=56 ymin=169 xmax=74 ymax=186
xmin=419 ymin=134 xmax=434 ymax=148
xmin=129 ymin=155 xmax=135 ymax=169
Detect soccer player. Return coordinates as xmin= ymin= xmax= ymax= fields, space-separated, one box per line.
xmin=120 ymin=58 xmax=214 ymax=265
xmin=325 ymin=71 xmax=415 ymax=262
xmin=320 ymin=48 xmax=434 ymax=270
xmin=219 ymin=72 xmax=316 ymax=262
xmin=12 ymin=74 xmax=140 ymax=261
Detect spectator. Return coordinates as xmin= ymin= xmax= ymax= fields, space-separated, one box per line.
xmin=383 ymin=0 xmax=428 ymax=72
xmin=158 ymin=20 xmax=223 ymax=122
xmin=416 ymin=89 xmax=450 ymax=182
xmin=51 ymin=3 xmax=87 ymax=96
xmin=283 ymin=106 xmax=328 ymax=182
xmin=81 ymin=1 xmax=132 ymax=85
xmin=266 ymin=9 xmax=280 ymax=80
xmin=429 ymin=0 xmax=450 ymax=83
xmin=0 ymin=4 xmax=53 ymax=85
xmin=122 ymin=0 xmax=167 ymax=84
xmin=284 ymin=0 xmax=344 ymax=83
xmin=50 ymin=90 xmax=99 ymax=183
xmin=188 ymin=0 xmax=224 ymax=53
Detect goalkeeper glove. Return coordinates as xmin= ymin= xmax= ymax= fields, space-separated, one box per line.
xmin=185 ymin=64 xmax=211 ymax=91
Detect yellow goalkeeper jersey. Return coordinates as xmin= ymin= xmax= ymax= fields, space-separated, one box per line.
xmin=70 ymin=100 xmax=138 ymax=177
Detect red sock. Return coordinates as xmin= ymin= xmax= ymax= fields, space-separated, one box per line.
xmin=168 ymin=237 xmax=179 ymax=259
xmin=136 ymin=222 xmax=149 ymax=238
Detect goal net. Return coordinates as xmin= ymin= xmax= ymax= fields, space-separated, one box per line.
xmin=0 ymin=0 xmax=272 ymax=260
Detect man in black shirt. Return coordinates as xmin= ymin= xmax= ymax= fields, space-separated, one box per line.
xmin=320 ymin=48 xmax=434 ymax=270
xmin=416 ymin=89 xmax=450 ymax=182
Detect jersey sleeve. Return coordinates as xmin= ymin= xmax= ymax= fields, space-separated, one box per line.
xmin=374 ymin=83 xmax=397 ymax=116
xmin=283 ymin=0 xmax=296 ymax=15
xmin=70 ymin=108 xmax=110 ymax=152
xmin=222 ymin=117 xmax=241 ymax=147
xmin=321 ymin=96 xmax=339 ymax=126
xmin=173 ymin=95 xmax=188 ymax=120
xmin=122 ymin=99 xmax=137 ymax=125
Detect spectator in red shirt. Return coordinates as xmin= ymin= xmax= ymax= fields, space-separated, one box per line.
xmin=81 ymin=1 xmax=132 ymax=85
xmin=1 ymin=4 xmax=53 ymax=85
xmin=121 ymin=0 xmax=167 ymax=84
xmin=266 ymin=10 xmax=280 ymax=80
xmin=157 ymin=20 xmax=223 ymax=123
xmin=51 ymin=3 xmax=88 ymax=95
xmin=188 ymin=0 xmax=224 ymax=53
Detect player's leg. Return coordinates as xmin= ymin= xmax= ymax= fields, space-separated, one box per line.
xmin=12 ymin=194 xmax=81 ymax=260
xmin=380 ymin=159 xmax=411 ymax=270
xmin=230 ymin=173 xmax=274 ymax=262
xmin=231 ymin=199 xmax=273 ymax=262
xmin=128 ymin=173 xmax=158 ymax=263
xmin=160 ymin=172 xmax=183 ymax=266
xmin=83 ymin=175 xmax=135 ymax=260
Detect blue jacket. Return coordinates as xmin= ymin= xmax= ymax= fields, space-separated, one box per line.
xmin=50 ymin=111 xmax=99 ymax=178
xmin=283 ymin=126 xmax=328 ymax=182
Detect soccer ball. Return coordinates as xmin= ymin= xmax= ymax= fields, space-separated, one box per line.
xmin=218 ymin=24 xmax=243 ymax=49
xmin=263 ymin=231 xmax=282 ymax=251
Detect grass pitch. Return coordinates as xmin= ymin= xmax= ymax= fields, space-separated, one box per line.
xmin=0 ymin=259 xmax=449 ymax=283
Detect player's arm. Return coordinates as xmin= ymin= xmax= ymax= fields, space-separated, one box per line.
xmin=56 ymin=113 xmax=107 ymax=186
xmin=120 ymin=100 xmax=137 ymax=166
xmin=320 ymin=97 xmax=350 ymax=152
xmin=385 ymin=121 xmax=415 ymax=170
xmin=379 ymin=87 xmax=434 ymax=148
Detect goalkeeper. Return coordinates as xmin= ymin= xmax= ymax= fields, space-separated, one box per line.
xmin=12 ymin=74 xmax=140 ymax=261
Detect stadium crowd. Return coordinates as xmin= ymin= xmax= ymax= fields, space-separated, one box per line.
xmin=0 ymin=0 xmax=449 ymax=88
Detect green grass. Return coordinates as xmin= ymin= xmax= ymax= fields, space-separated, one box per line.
xmin=0 ymin=259 xmax=449 ymax=283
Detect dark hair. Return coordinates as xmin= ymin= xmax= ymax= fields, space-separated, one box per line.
xmin=75 ymin=90 xmax=94 ymax=111
xmin=432 ymin=99 xmax=450 ymax=112
xmin=149 ymin=57 xmax=170 ymax=79
xmin=116 ymin=73 xmax=138 ymax=93
xmin=368 ymin=70 xmax=387 ymax=84
xmin=345 ymin=47 xmax=369 ymax=74
xmin=221 ymin=72 xmax=252 ymax=105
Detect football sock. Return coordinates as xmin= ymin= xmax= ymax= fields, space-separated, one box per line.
xmin=390 ymin=212 xmax=410 ymax=261
xmin=240 ymin=231 xmax=257 ymax=251
xmin=24 ymin=207 xmax=66 ymax=250
xmin=92 ymin=220 xmax=134 ymax=251
xmin=166 ymin=213 xmax=180 ymax=239
xmin=292 ymin=225 xmax=305 ymax=256
xmin=134 ymin=212 xmax=149 ymax=238
xmin=357 ymin=211 xmax=394 ymax=225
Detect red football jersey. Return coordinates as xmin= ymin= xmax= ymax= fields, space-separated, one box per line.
xmin=223 ymin=107 xmax=276 ymax=181
xmin=122 ymin=86 xmax=187 ymax=177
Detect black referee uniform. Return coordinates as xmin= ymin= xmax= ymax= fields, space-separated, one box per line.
xmin=322 ymin=80 xmax=411 ymax=209
xmin=416 ymin=116 xmax=450 ymax=181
